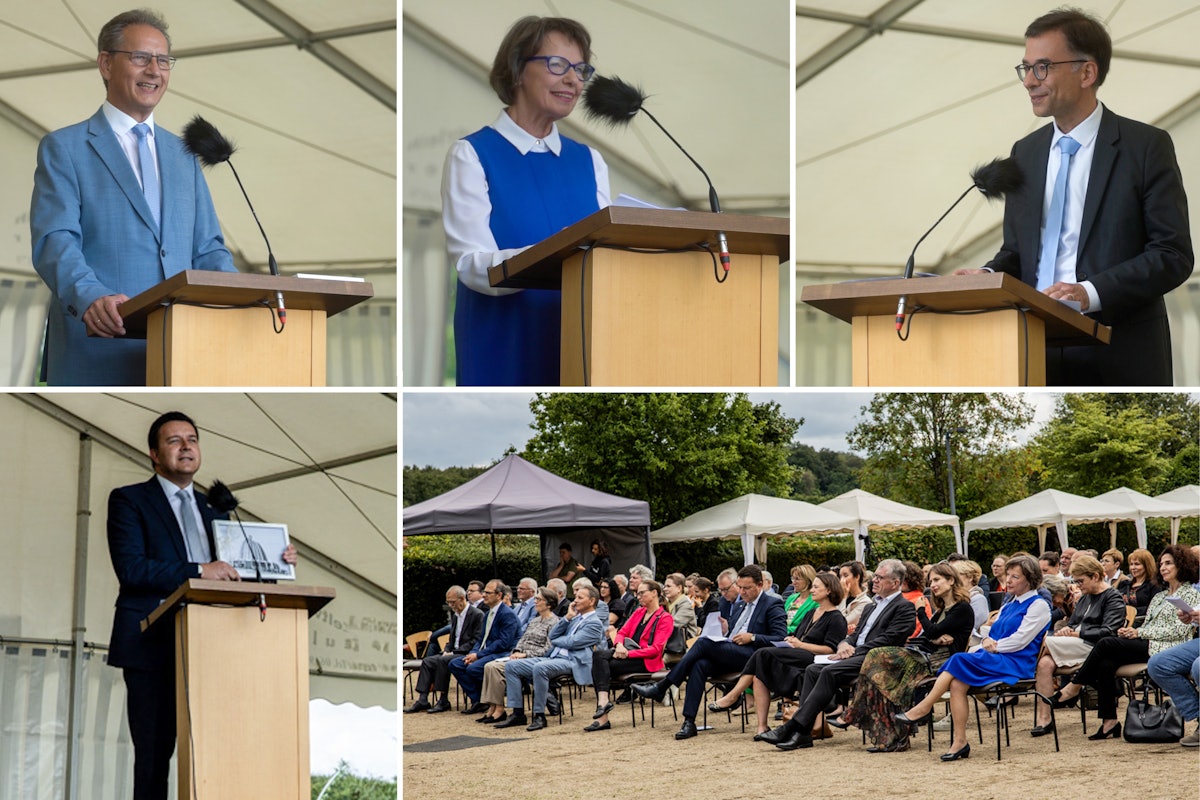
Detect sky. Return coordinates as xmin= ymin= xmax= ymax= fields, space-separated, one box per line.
xmin=310 ymin=700 xmax=397 ymax=780
xmin=401 ymin=390 xmax=1060 ymax=469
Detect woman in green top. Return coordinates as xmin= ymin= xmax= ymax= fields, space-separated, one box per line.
xmin=784 ymin=565 xmax=818 ymax=634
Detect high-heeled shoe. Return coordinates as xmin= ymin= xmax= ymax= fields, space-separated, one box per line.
xmin=1050 ymin=689 xmax=1079 ymax=709
xmin=894 ymin=709 xmax=933 ymax=726
xmin=827 ymin=715 xmax=852 ymax=730
xmin=939 ymin=743 xmax=970 ymax=761
xmin=1088 ymin=722 xmax=1121 ymax=740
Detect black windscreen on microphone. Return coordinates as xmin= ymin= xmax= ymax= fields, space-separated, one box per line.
xmin=181 ymin=116 xmax=236 ymax=167
xmin=582 ymin=76 xmax=645 ymax=125
xmin=206 ymin=479 xmax=239 ymax=513
xmin=970 ymin=157 xmax=1024 ymax=200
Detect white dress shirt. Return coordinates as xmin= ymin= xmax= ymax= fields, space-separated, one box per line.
xmin=102 ymin=102 xmax=160 ymax=194
xmin=441 ymin=109 xmax=611 ymax=296
xmin=1042 ymin=101 xmax=1104 ymax=311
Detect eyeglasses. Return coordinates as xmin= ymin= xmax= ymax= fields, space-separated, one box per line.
xmin=1014 ymin=60 xmax=1087 ymax=82
xmin=525 ymin=55 xmax=595 ymax=81
xmin=106 ymin=50 xmax=177 ymax=70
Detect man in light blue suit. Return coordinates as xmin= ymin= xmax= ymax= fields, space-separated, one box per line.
xmin=30 ymin=9 xmax=235 ymax=386
xmin=497 ymin=583 xmax=605 ymax=732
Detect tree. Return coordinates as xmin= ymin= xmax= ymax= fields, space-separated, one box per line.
xmin=402 ymin=464 xmax=489 ymax=506
xmin=786 ymin=443 xmax=863 ymax=502
xmin=1034 ymin=394 xmax=1183 ymax=496
xmin=847 ymin=393 xmax=1036 ymax=521
xmin=521 ymin=393 xmax=800 ymax=528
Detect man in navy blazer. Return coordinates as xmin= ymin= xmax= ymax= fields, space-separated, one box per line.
xmin=108 ymin=410 xmax=296 ymax=800
xmin=957 ymin=8 xmax=1192 ymax=385
xmin=633 ymin=564 xmax=786 ymax=740
xmin=760 ymin=560 xmax=916 ymax=751
xmin=448 ymin=579 xmax=520 ymax=713
xmin=30 ymin=9 xmax=236 ymax=386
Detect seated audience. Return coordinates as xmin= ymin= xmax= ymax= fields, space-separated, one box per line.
xmin=837 ymin=561 xmax=871 ymax=634
xmin=1100 ymin=548 xmax=1130 ymax=592
xmin=598 ymin=577 xmax=625 ymax=637
xmin=665 ymin=572 xmax=698 ymax=639
xmin=547 ymin=578 xmax=569 ymax=617
xmin=586 ymin=579 xmax=674 ymax=731
xmin=1121 ymin=548 xmax=1163 ymax=617
xmin=783 ymin=565 xmax=817 ymax=634
xmin=1031 ymin=554 xmax=1125 ymax=734
xmin=476 ymin=587 xmax=560 ymax=723
xmin=1053 ymin=545 xmax=1200 ymax=740
xmin=512 ymin=577 xmax=539 ymax=631
xmin=404 ymin=585 xmax=483 ymax=713
xmin=988 ymin=554 xmax=1009 ymax=593
xmin=1147 ymin=603 xmax=1200 ymax=747
xmin=447 ymin=580 xmax=520 ymax=714
xmin=1039 ymin=551 xmax=1060 ymax=576
xmin=690 ymin=576 xmax=719 ymax=631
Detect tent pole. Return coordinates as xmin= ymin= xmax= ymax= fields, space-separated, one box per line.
xmin=64 ymin=433 xmax=92 ymax=800
xmin=490 ymin=531 xmax=498 ymax=579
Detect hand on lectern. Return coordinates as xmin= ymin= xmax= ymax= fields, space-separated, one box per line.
xmin=952 ymin=268 xmax=988 ymax=276
xmin=1042 ymin=281 xmax=1090 ymax=310
xmin=201 ymin=560 xmax=241 ymax=580
xmin=83 ymin=294 xmax=129 ymax=338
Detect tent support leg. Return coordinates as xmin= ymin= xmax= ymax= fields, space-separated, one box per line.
xmin=64 ymin=433 xmax=92 ymax=800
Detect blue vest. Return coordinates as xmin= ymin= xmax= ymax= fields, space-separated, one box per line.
xmin=453 ymin=125 xmax=599 ymax=386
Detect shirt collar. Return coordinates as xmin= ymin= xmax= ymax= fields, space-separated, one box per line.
xmin=156 ymin=473 xmax=193 ymax=498
xmin=1015 ymin=589 xmax=1040 ymax=602
xmin=102 ymin=101 xmax=155 ymax=137
xmin=492 ymin=109 xmax=562 ymax=156
xmin=1052 ymin=101 xmax=1102 ymax=148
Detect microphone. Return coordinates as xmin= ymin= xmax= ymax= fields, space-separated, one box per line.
xmin=895 ymin=157 xmax=1025 ymax=331
xmin=208 ymin=479 xmax=267 ymax=620
xmin=583 ymin=76 xmax=731 ymax=272
xmin=182 ymin=116 xmax=286 ymax=328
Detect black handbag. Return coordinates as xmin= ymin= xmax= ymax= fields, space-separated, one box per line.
xmin=664 ymin=625 xmax=687 ymax=654
xmin=1123 ymin=683 xmax=1184 ymax=743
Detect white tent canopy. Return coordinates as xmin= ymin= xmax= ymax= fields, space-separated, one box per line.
xmin=1092 ymin=486 xmax=1196 ymax=551
xmin=1155 ymin=484 xmax=1200 ymax=543
xmin=795 ymin=2 xmax=1200 ymax=386
xmin=0 ymin=1 xmax=397 ymax=385
xmin=817 ymin=488 xmax=961 ymax=561
xmin=963 ymin=488 xmax=1133 ymax=555
xmin=0 ymin=393 xmax=396 ymax=798
xmin=650 ymin=493 xmax=857 ymax=566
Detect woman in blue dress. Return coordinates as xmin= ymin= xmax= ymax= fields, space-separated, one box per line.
xmin=442 ymin=16 xmax=611 ymax=386
xmin=895 ymin=554 xmax=1052 ymax=761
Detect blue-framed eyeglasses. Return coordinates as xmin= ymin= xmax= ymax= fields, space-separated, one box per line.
xmin=1014 ymin=59 xmax=1087 ymax=82
xmin=525 ymin=55 xmax=595 ymax=81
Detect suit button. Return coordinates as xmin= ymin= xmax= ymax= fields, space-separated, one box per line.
xmin=161 ymin=249 xmax=167 ymax=257
xmin=68 ymin=305 xmax=77 ymax=316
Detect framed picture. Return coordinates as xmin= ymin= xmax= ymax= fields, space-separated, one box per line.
xmin=212 ymin=520 xmax=295 ymax=581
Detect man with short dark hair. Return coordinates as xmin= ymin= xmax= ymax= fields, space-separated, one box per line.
xmin=448 ymin=579 xmax=520 ymax=714
xmin=107 ymin=410 xmax=296 ymax=800
xmin=1039 ymin=551 xmax=1061 ymax=575
xmin=31 ymin=9 xmax=236 ymax=385
xmin=955 ymin=7 xmax=1192 ymax=385
xmin=760 ymin=559 xmax=916 ymax=751
xmin=632 ymin=564 xmax=786 ymax=740
xmin=403 ymin=586 xmax=483 ymax=713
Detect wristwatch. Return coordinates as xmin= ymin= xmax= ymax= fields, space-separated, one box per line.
xmin=196 ymin=564 xmax=203 ymax=578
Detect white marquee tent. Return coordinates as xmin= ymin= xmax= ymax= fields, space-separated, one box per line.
xmin=963 ymin=487 xmax=1133 ymax=555
xmin=1092 ymin=486 xmax=1196 ymax=550
xmin=795 ymin=2 xmax=1200 ymax=386
xmin=1155 ymin=484 xmax=1200 ymax=542
xmin=0 ymin=1 xmax=397 ymax=386
xmin=650 ymin=493 xmax=857 ymax=566
xmin=0 ymin=392 xmax=396 ymax=799
xmin=817 ymin=488 xmax=961 ymax=561
xmin=402 ymin=1 xmax=792 ymax=385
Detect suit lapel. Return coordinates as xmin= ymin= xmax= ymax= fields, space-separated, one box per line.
xmin=1020 ymin=125 xmax=1053 ymax=285
xmin=142 ymin=476 xmax=188 ymax=561
xmin=86 ymin=109 xmax=161 ymax=241
xmin=1078 ymin=110 xmax=1119 ymax=262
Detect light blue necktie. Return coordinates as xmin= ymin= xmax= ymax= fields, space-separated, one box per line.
xmin=132 ymin=123 xmax=160 ymax=228
xmin=1036 ymin=135 xmax=1081 ymax=291
xmin=176 ymin=488 xmax=211 ymax=563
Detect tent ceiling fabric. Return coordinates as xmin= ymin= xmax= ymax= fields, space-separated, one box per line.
xmin=402 ymin=0 xmax=790 ymax=214
xmin=0 ymin=1 xmax=396 ymax=278
xmin=0 ymin=392 xmax=397 ymax=710
xmin=796 ymin=2 xmax=1200 ymax=270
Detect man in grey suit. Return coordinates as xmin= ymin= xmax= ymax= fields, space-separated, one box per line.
xmin=956 ymin=8 xmax=1192 ymax=385
xmin=30 ymin=9 xmax=236 ymax=385
xmin=403 ymin=585 xmax=483 ymax=714
xmin=760 ymin=559 xmax=916 ymax=751
xmin=496 ymin=584 xmax=604 ymax=731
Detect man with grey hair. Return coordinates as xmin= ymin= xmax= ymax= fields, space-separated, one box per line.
xmin=448 ymin=580 xmax=520 ymax=714
xmin=548 ymin=577 xmax=569 ymax=616
xmin=513 ymin=577 xmax=539 ymax=630
xmin=496 ymin=584 xmax=605 ymax=731
xmin=1059 ymin=547 xmax=1077 ymax=577
xmin=761 ymin=559 xmax=917 ymax=751
xmin=404 ymin=586 xmax=484 ymax=713
xmin=31 ymin=8 xmax=236 ymax=386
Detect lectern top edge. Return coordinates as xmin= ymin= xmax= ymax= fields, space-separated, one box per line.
xmin=141 ymin=579 xmax=335 ymax=631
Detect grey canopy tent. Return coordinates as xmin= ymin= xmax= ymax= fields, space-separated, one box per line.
xmin=403 ymin=454 xmax=652 ymax=579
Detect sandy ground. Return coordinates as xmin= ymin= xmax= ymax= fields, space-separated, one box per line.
xmin=402 ymin=685 xmax=1199 ymax=799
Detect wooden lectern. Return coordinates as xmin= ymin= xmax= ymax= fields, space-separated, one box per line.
xmin=488 ymin=207 xmax=790 ymax=386
xmin=119 ymin=271 xmax=374 ymax=386
xmin=801 ymin=272 xmax=1111 ymax=386
xmin=142 ymin=579 xmax=335 ymax=800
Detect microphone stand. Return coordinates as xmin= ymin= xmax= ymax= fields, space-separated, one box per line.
xmin=895 ymin=184 xmax=977 ymax=332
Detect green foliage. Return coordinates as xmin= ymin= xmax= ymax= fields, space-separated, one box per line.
xmin=311 ymin=762 xmax=396 ymax=800
xmin=867 ymin=528 xmax=960 ymax=566
xmin=787 ymin=443 xmax=863 ymax=502
xmin=763 ymin=534 xmax=856 ymax=574
xmin=848 ymin=393 xmax=1036 ymax=520
xmin=522 ymin=393 xmax=800 ymax=528
xmin=1033 ymin=394 xmax=1197 ymax=496
xmin=402 ymin=534 xmax=540 ymax=635
xmin=402 ymin=464 xmax=489 ymax=506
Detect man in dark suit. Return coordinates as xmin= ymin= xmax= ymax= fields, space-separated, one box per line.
xmin=958 ymin=8 xmax=1192 ymax=385
xmin=448 ymin=579 xmax=520 ymax=714
xmin=632 ymin=564 xmax=787 ymax=740
xmin=107 ymin=411 xmax=296 ymax=800
xmin=403 ymin=585 xmax=484 ymax=713
xmin=760 ymin=559 xmax=916 ymax=751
